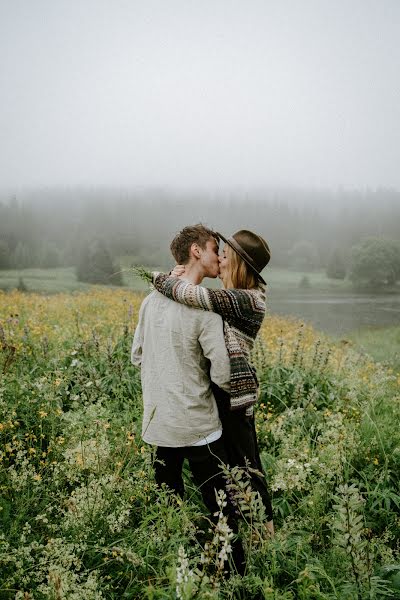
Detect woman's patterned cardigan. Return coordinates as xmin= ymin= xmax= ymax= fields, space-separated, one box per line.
xmin=152 ymin=273 xmax=266 ymax=412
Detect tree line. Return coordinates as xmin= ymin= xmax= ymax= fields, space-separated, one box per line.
xmin=0 ymin=187 xmax=399 ymax=288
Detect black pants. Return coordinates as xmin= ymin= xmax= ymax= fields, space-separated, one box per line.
xmin=212 ymin=384 xmax=274 ymax=521
xmin=154 ymin=438 xmax=245 ymax=574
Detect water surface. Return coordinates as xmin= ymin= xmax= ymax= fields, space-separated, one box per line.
xmin=268 ymin=292 xmax=400 ymax=336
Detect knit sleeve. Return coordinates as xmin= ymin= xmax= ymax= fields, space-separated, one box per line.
xmin=152 ymin=272 xmax=265 ymax=335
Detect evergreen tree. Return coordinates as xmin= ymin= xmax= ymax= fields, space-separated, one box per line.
xmin=327 ymin=249 xmax=347 ymax=280
xmin=0 ymin=240 xmax=11 ymax=269
xmin=288 ymin=240 xmax=320 ymax=271
xmin=39 ymin=242 xmax=61 ymax=268
xmin=13 ymin=242 xmax=34 ymax=269
xmin=76 ymin=239 xmax=122 ymax=285
xmin=17 ymin=276 xmax=28 ymax=291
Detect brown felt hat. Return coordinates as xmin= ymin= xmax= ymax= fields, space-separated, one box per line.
xmin=217 ymin=230 xmax=271 ymax=285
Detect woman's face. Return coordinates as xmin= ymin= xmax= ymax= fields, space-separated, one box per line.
xmin=218 ymin=244 xmax=230 ymax=287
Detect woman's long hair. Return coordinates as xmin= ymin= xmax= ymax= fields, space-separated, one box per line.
xmin=224 ymin=244 xmax=263 ymax=290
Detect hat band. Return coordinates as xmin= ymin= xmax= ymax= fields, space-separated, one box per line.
xmin=226 ymin=236 xmax=260 ymax=272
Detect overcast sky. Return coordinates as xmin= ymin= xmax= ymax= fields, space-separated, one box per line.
xmin=0 ymin=0 xmax=399 ymax=190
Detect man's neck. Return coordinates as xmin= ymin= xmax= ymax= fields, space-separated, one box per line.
xmin=180 ymin=261 xmax=204 ymax=285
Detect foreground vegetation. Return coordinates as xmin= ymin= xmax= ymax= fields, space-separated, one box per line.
xmin=1 ymin=289 xmax=400 ymax=598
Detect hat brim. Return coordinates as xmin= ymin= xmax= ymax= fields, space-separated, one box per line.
xmin=217 ymin=232 xmax=266 ymax=285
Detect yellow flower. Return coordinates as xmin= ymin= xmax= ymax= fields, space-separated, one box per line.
xmin=38 ymin=411 xmax=48 ymax=418
xmin=33 ymin=473 xmax=42 ymax=481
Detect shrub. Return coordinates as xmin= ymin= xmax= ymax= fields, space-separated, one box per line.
xmin=350 ymin=237 xmax=400 ymax=289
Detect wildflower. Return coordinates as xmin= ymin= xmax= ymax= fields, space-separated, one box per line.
xmin=38 ymin=410 xmax=48 ymax=418
xmin=212 ymin=490 xmax=234 ymax=570
xmin=176 ymin=545 xmax=194 ymax=599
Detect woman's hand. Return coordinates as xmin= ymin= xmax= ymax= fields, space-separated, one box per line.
xmin=170 ymin=265 xmax=185 ymax=277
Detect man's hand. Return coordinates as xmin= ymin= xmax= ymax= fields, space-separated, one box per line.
xmin=171 ymin=265 xmax=185 ymax=277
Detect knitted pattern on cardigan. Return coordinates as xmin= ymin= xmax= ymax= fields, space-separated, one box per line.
xmin=152 ymin=273 xmax=266 ymax=411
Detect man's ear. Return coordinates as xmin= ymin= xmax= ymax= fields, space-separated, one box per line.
xmin=190 ymin=243 xmax=201 ymax=259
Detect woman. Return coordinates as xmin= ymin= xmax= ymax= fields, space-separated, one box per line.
xmin=152 ymin=229 xmax=274 ymax=536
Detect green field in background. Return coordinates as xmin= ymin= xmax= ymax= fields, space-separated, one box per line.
xmin=348 ymin=325 xmax=400 ymax=374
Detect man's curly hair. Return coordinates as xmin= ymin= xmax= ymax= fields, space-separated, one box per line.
xmin=170 ymin=224 xmax=218 ymax=264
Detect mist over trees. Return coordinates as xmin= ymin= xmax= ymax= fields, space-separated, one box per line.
xmin=76 ymin=239 xmax=122 ymax=285
xmin=0 ymin=187 xmax=399 ymax=284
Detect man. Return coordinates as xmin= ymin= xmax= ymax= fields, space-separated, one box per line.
xmin=131 ymin=224 xmax=244 ymax=572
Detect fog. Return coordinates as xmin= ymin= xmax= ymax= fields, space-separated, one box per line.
xmin=0 ymin=186 xmax=399 ymax=269
xmin=1 ymin=1 xmax=400 ymax=190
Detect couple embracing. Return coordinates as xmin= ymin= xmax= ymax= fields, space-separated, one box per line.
xmin=131 ymin=224 xmax=274 ymax=574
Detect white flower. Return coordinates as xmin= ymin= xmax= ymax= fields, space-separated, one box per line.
xmin=176 ymin=545 xmax=194 ymax=599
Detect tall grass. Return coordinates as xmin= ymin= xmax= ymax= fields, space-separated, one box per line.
xmin=349 ymin=325 xmax=400 ymax=374
xmin=0 ymin=291 xmax=399 ymax=598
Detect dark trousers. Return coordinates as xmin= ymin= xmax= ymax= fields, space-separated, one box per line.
xmin=212 ymin=384 xmax=274 ymax=521
xmin=154 ymin=438 xmax=245 ymax=574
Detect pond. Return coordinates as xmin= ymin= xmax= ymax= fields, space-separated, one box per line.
xmin=268 ymin=292 xmax=400 ymax=337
